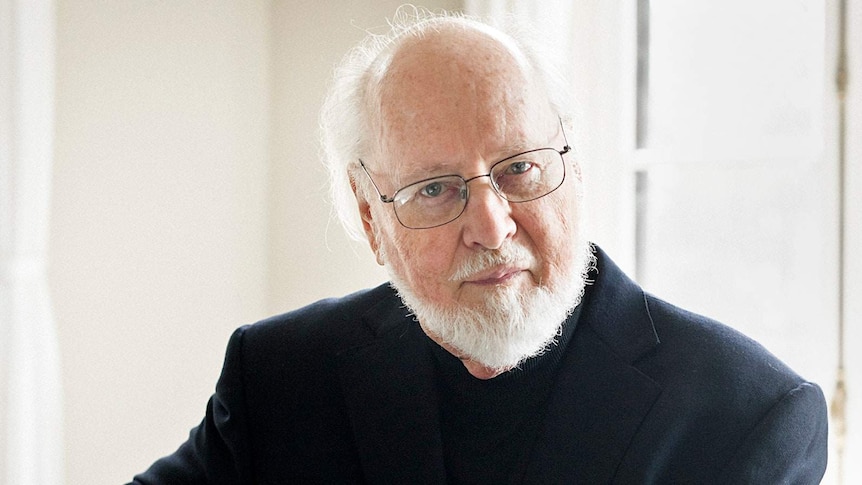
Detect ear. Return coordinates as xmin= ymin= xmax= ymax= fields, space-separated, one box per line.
xmin=350 ymin=174 xmax=385 ymax=266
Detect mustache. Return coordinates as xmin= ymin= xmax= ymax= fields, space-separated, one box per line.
xmin=449 ymin=243 xmax=536 ymax=281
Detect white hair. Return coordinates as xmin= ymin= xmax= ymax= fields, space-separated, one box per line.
xmin=318 ymin=6 xmax=575 ymax=241
xmin=390 ymin=239 xmax=596 ymax=372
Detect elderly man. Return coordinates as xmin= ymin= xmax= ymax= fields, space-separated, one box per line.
xmin=131 ymin=9 xmax=827 ymax=484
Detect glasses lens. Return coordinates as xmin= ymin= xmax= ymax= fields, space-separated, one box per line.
xmin=490 ymin=148 xmax=565 ymax=202
xmin=392 ymin=175 xmax=468 ymax=228
xmin=384 ymin=149 xmax=565 ymax=229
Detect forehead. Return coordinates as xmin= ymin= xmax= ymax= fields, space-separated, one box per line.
xmin=366 ymin=25 xmax=556 ymax=180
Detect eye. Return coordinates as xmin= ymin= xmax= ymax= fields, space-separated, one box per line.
xmin=419 ymin=181 xmax=444 ymax=198
xmin=506 ymin=160 xmax=534 ymax=175
xmin=395 ymin=176 xmax=463 ymax=207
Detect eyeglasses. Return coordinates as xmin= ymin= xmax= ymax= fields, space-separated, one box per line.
xmin=359 ymin=119 xmax=571 ymax=229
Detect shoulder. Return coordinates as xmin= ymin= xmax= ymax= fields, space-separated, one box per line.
xmin=642 ymin=293 xmax=804 ymax=392
xmin=212 ymin=282 xmax=410 ymax=425
xmin=228 ymin=283 xmax=406 ymax=368
xmin=586 ymin=246 xmax=808 ymax=394
xmin=637 ymin=295 xmax=827 ymax=480
xmin=634 ymin=292 xmax=827 ymax=454
xmin=584 ymin=246 xmax=821 ymax=430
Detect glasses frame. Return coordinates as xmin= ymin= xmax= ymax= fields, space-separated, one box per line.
xmin=359 ymin=117 xmax=572 ymax=229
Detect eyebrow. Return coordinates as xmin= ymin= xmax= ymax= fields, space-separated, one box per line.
xmin=398 ymin=142 xmax=540 ymax=180
xmin=397 ymin=162 xmax=461 ymax=182
xmin=391 ymin=129 xmax=561 ymax=188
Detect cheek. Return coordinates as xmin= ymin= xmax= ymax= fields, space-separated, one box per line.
xmin=401 ymin=234 xmax=456 ymax=277
xmin=528 ymin=187 xmax=583 ymax=269
xmin=378 ymin=221 xmax=458 ymax=285
xmin=551 ymin=176 xmax=585 ymax=236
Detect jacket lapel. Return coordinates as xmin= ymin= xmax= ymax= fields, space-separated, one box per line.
xmin=336 ymin=296 xmax=447 ymax=484
xmin=522 ymin=247 xmax=663 ymax=484
xmin=335 ymin=248 xmax=661 ymax=484
xmin=521 ymin=325 xmax=662 ymax=483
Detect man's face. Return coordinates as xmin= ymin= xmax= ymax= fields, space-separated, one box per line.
xmin=358 ymin=29 xmax=592 ymax=374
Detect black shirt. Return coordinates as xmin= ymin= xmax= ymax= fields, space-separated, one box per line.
xmin=427 ymin=305 xmax=583 ymax=484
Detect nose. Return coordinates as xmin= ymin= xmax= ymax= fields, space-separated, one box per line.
xmin=460 ymin=180 xmax=516 ymax=250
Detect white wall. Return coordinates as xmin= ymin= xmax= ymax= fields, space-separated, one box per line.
xmin=269 ymin=0 xmax=411 ymax=314
xmin=50 ymin=1 xmax=458 ymax=484
xmin=51 ymin=1 xmax=271 ymax=483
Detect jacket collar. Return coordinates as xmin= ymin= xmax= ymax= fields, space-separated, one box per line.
xmin=336 ymin=246 xmax=661 ymax=483
xmin=522 ymin=246 xmax=663 ymax=483
xmin=336 ymin=291 xmax=448 ymax=483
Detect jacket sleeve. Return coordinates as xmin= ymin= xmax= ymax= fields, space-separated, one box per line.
xmin=128 ymin=326 xmax=254 ymax=485
xmin=717 ymin=381 xmax=828 ymax=484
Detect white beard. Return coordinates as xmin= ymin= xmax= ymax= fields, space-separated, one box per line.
xmin=385 ymin=239 xmax=595 ymax=372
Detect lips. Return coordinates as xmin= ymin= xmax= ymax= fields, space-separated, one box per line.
xmin=448 ymin=242 xmax=538 ymax=283
xmin=464 ymin=266 xmax=525 ymax=285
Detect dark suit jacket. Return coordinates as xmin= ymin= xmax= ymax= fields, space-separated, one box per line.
xmin=131 ymin=247 xmax=828 ymax=484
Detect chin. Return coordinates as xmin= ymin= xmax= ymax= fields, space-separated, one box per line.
xmin=385 ymin=238 xmax=596 ymax=371
xmin=392 ymin=270 xmax=576 ymax=371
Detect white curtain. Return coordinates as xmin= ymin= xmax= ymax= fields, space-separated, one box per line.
xmin=0 ymin=0 xmax=64 ymax=483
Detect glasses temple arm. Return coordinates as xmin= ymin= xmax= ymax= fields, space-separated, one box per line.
xmin=358 ymin=159 xmax=395 ymax=203
xmin=558 ymin=116 xmax=572 ymax=154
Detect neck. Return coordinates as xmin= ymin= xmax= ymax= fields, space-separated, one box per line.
xmin=460 ymin=359 xmax=509 ymax=380
xmin=420 ymin=323 xmax=510 ymax=379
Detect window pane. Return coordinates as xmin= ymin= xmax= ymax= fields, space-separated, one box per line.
xmin=645 ymin=0 xmax=825 ymax=162
xmin=639 ymin=162 xmax=839 ymax=386
xmin=636 ymin=0 xmax=838 ymax=412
